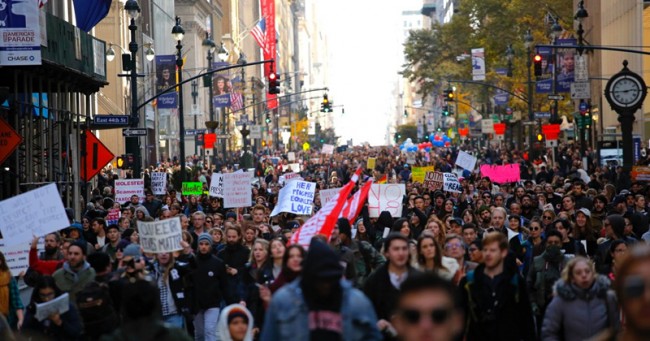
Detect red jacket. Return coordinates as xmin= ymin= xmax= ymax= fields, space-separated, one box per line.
xmin=29 ymin=248 xmax=62 ymax=275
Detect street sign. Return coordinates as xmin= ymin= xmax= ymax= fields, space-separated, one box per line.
xmin=190 ymin=104 xmax=202 ymax=116
xmin=185 ymin=129 xmax=206 ymax=136
xmin=94 ymin=115 xmax=129 ymax=125
xmin=82 ymin=130 xmax=115 ymax=182
xmin=522 ymin=121 xmax=537 ymax=126
xmin=546 ymin=140 xmax=558 ymax=148
xmin=0 ymin=117 xmax=23 ymax=165
xmin=571 ymin=81 xmax=591 ymax=99
xmin=217 ymin=134 xmax=231 ymax=139
xmin=481 ymin=119 xmax=494 ymax=134
xmin=122 ymin=128 xmax=147 ymax=137
xmin=534 ymin=112 xmax=551 ymax=119
xmin=250 ymin=125 xmax=262 ymax=139
xmin=575 ymin=55 xmax=588 ymax=82
xmin=547 ymin=94 xmax=564 ymax=101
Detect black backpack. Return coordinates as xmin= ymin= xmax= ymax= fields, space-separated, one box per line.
xmin=76 ymin=281 xmax=120 ymax=339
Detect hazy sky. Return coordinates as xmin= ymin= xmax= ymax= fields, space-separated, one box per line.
xmin=318 ymin=0 xmax=410 ymax=146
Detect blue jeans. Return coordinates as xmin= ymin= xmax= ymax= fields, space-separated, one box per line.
xmin=163 ymin=313 xmax=185 ymax=329
xmin=194 ymin=307 xmax=220 ymax=341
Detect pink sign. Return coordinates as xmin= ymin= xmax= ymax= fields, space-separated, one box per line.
xmin=480 ymin=164 xmax=521 ymax=184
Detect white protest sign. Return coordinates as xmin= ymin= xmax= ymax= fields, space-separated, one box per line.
xmin=270 ymin=180 xmax=316 ymax=216
xmin=137 ymin=217 xmax=183 ymax=253
xmin=288 ymin=152 xmax=296 ymax=161
xmin=0 ymin=239 xmax=44 ymax=276
xmin=151 ymin=172 xmax=167 ymax=195
xmin=209 ymin=173 xmax=224 ymax=198
xmin=223 ymin=171 xmax=253 ymax=208
xmin=321 ymin=144 xmax=335 ymax=154
xmin=282 ymin=163 xmax=300 ymax=172
xmin=367 ymin=184 xmax=405 ymax=218
xmin=319 ymin=188 xmax=341 ymax=206
xmin=455 ymin=151 xmax=477 ymax=171
xmin=0 ymin=183 xmax=69 ymax=247
xmin=35 ymin=293 xmax=69 ymax=322
xmin=114 ymin=179 xmax=145 ymax=204
xmin=443 ymin=173 xmax=462 ymax=193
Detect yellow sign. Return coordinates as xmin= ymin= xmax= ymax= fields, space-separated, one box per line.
xmin=302 ymin=142 xmax=310 ymax=151
xmin=367 ymin=157 xmax=376 ymax=170
xmin=411 ymin=166 xmax=435 ymax=183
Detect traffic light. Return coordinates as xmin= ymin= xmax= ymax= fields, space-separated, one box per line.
xmin=444 ymin=89 xmax=454 ymax=102
xmin=321 ymin=94 xmax=331 ymax=112
xmin=403 ymin=110 xmax=408 ymax=118
xmin=265 ymin=113 xmax=271 ymax=124
xmin=537 ymin=134 xmax=543 ymax=142
xmin=116 ymin=155 xmax=126 ymax=169
xmin=533 ymin=53 xmax=543 ymax=77
xmin=442 ymin=105 xmax=450 ymax=116
xmin=268 ymin=73 xmax=280 ymax=94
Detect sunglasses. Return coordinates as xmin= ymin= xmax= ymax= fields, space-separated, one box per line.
xmin=206 ymin=220 xmax=213 ymax=223
xmin=531 ymin=226 xmax=542 ymax=231
xmin=399 ymin=307 xmax=453 ymax=325
xmin=445 ymin=243 xmax=463 ymax=250
xmin=542 ymin=216 xmax=553 ymax=220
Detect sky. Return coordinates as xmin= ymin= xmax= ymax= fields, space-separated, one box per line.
xmin=318 ymin=0 xmax=413 ymax=146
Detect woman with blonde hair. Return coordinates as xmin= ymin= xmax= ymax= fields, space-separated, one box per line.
xmin=541 ymin=257 xmax=620 ymax=341
xmin=424 ymin=216 xmax=447 ymax=248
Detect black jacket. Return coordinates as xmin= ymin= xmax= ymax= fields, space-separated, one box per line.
xmin=22 ymin=303 xmax=83 ymax=341
xmin=363 ymin=263 xmax=419 ymax=321
xmin=148 ymin=256 xmax=192 ymax=315
xmin=460 ymin=260 xmax=536 ymax=341
xmin=186 ymin=252 xmax=233 ymax=312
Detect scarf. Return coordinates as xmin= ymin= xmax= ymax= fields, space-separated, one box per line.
xmin=0 ymin=271 xmax=10 ymax=316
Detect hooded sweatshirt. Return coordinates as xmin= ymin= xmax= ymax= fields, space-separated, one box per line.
xmin=217 ymin=304 xmax=254 ymax=341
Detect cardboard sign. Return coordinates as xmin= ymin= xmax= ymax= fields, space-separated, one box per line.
xmin=182 ymin=182 xmax=203 ymax=196
xmin=411 ymin=166 xmax=435 ymax=183
xmin=322 ymin=144 xmax=334 ymax=154
xmin=114 ymin=179 xmax=145 ymax=204
xmin=455 ymin=151 xmax=477 ymax=171
xmin=270 ymin=180 xmax=316 ymax=216
xmin=367 ymin=184 xmax=405 ymax=218
xmin=223 ymin=171 xmax=253 ymax=208
xmin=443 ymin=173 xmax=462 ymax=193
xmin=151 ymin=172 xmax=167 ymax=195
xmin=35 ymin=293 xmax=70 ymax=322
xmin=137 ymin=217 xmax=183 ymax=253
xmin=0 ymin=183 xmax=69 ymax=247
xmin=424 ymin=171 xmax=444 ymax=191
xmin=319 ymin=188 xmax=341 ymax=206
xmin=480 ymin=164 xmax=521 ymax=184
xmin=367 ymin=157 xmax=376 ymax=170
xmin=209 ymin=173 xmax=224 ymax=198
xmin=0 ymin=239 xmax=44 ymax=276
xmin=105 ymin=208 xmax=121 ymax=226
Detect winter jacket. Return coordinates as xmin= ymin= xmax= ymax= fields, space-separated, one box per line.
xmin=99 ymin=316 xmax=192 ymax=341
xmin=52 ymin=262 xmax=96 ymax=304
xmin=526 ymin=251 xmax=571 ymax=316
xmin=148 ymin=257 xmax=192 ymax=316
xmin=363 ymin=263 xmax=419 ymax=321
xmin=541 ymin=276 xmax=620 ymax=341
xmin=218 ymin=243 xmax=251 ymax=302
xmin=347 ymin=239 xmax=386 ymax=287
xmin=29 ymin=247 xmax=62 ymax=275
xmin=186 ymin=252 xmax=234 ymax=312
xmin=22 ymin=303 xmax=83 ymax=341
xmin=261 ymin=278 xmax=381 ymax=341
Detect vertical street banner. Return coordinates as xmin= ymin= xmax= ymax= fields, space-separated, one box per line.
xmin=494 ymin=68 xmax=510 ymax=105
xmin=555 ymin=38 xmax=576 ymax=93
xmin=471 ymin=48 xmax=485 ymax=81
xmin=212 ymin=61 xmax=232 ymax=108
xmin=261 ymin=0 xmax=277 ymax=110
xmin=535 ymin=46 xmax=553 ymax=94
xmin=0 ymin=0 xmax=42 ymax=66
xmin=155 ymin=55 xmax=178 ymax=108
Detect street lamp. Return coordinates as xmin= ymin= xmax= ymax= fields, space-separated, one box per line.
xmin=524 ymin=29 xmax=535 ymax=151
xmin=237 ymin=53 xmax=250 ymax=153
xmin=505 ymin=44 xmax=514 ymax=77
xmin=575 ymin=0 xmax=588 ymax=55
xmin=201 ymin=33 xmax=217 ymax=166
xmin=172 ymin=16 xmax=186 ymax=182
xmin=124 ymin=0 xmax=142 ymax=177
xmin=217 ymin=42 xmax=229 ymax=158
xmin=217 ymin=42 xmax=229 ymax=62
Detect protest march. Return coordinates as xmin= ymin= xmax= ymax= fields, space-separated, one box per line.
xmin=0 ymin=141 xmax=650 ymax=341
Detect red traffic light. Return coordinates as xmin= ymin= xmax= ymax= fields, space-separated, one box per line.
xmin=269 ymin=73 xmax=276 ymax=81
xmin=533 ymin=54 xmax=542 ymax=62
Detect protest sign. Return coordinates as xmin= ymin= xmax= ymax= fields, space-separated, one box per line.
xmin=209 ymin=173 xmax=224 ymax=197
xmin=424 ymin=171 xmax=443 ymax=191
xmin=287 ymin=152 xmax=296 ymax=161
xmin=480 ymin=164 xmax=521 ymax=183
xmin=270 ymin=180 xmax=316 ymax=216
xmin=114 ymin=179 xmax=145 ymax=204
xmin=367 ymin=184 xmax=405 ymax=218
xmin=137 ymin=217 xmax=183 ymax=253
xmin=0 ymin=183 xmax=69 ymax=247
xmin=443 ymin=173 xmax=462 ymax=193
xmin=35 ymin=293 xmax=69 ymax=322
xmin=321 ymin=144 xmax=334 ymax=154
xmin=105 ymin=208 xmax=121 ymax=226
xmin=367 ymin=157 xmax=376 ymax=170
xmin=182 ymin=182 xmax=203 ymax=196
xmin=319 ymin=188 xmax=341 ymax=206
xmin=281 ymin=163 xmax=300 ymax=172
xmin=151 ymin=172 xmax=167 ymax=195
xmin=223 ymin=171 xmax=253 ymax=208
xmin=0 ymin=238 xmax=44 ymax=276
xmin=455 ymin=151 xmax=477 ymax=171
xmin=411 ymin=166 xmax=435 ymax=183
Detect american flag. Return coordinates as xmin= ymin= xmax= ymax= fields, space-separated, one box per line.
xmin=230 ymin=92 xmax=243 ymax=111
xmin=251 ymin=18 xmax=267 ymax=51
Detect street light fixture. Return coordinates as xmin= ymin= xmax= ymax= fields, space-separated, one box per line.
xmin=106 ymin=44 xmax=116 ymax=62
xmin=172 ymin=16 xmax=187 ymax=182
xmin=524 ymin=29 xmax=535 ymax=151
xmin=144 ymin=43 xmax=155 ymax=62
xmin=505 ymin=44 xmax=514 ymax=77
xmin=575 ymin=1 xmax=588 ymax=55
xmin=217 ymin=42 xmax=229 ymax=62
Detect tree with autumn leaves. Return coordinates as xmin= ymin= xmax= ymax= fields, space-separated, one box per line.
xmin=402 ymin=0 xmax=575 ymax=123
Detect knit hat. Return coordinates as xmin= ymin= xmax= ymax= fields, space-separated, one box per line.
xmin=227 ymin=307 xmax=250 ymax=324
xmin=225 ymin=211 xmax=237 ymax=220
xmin=123 ymin=244 xmax=142 ymax=261
xmin=197 ymin=233 xmax=213 ymax=246
xmin=70 ymin=241 xmax=87 ymax=255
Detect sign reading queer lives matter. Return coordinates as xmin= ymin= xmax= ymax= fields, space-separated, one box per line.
xmin=137 ymin=217 xmax=183 ymax=253
xmin=367 ymin=184 xmax=405 ymax=218
xmin=271 ymin=180 xmax=315 ymax=216
xmin=223 ymin=171 xmax=253 ymax=208
xmin=0 ymin=183 xmax=69 ymax=247
xmin=151 ymin=172 xmax=167 ymax=195
xmin=114 ymin=179 xmax=145 ymax=204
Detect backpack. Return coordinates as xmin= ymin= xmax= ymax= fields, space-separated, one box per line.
xmin=76 ymin=281 xmax=120 ymax=339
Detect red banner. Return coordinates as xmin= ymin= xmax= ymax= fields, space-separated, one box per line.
xmin=261 ymin=0 xmax=275 ymax=77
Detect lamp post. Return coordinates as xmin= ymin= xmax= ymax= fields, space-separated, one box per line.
xmin=217 ymin=42 xmax=229 ymax=158
xmin=237 ymin=53 xmax=249 ymax=153
xmin=201 ymin=33 xmax=217 ymax=165
xmin=172 ymin=17 xmax=186 ymax=182
xmin=505 ymin=44 xmax=518 ymax=148
xmin=524 ymin=29 xmax=535 ymax=153
xmin=191 ymin=80 xmax=199 ymax=156
xmin=575 ymin=0 xmax=589 ymax=158
xmin=124 ymin=0 xmax=142 ymax=177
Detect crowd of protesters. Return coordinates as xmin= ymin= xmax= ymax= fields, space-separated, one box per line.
xmin=1 ymin=141 xmax=650 ymax=341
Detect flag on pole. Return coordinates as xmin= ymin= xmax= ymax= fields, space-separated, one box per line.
xmin=340 ymin=180 xmax=373 ymax=222
xmin=251 ymin=18 xmax=267 ymax=52
xmin=230 ymin=92 xmax=243 ymax=111
xmin=377 ymin=174 xmax=387 ymax=184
